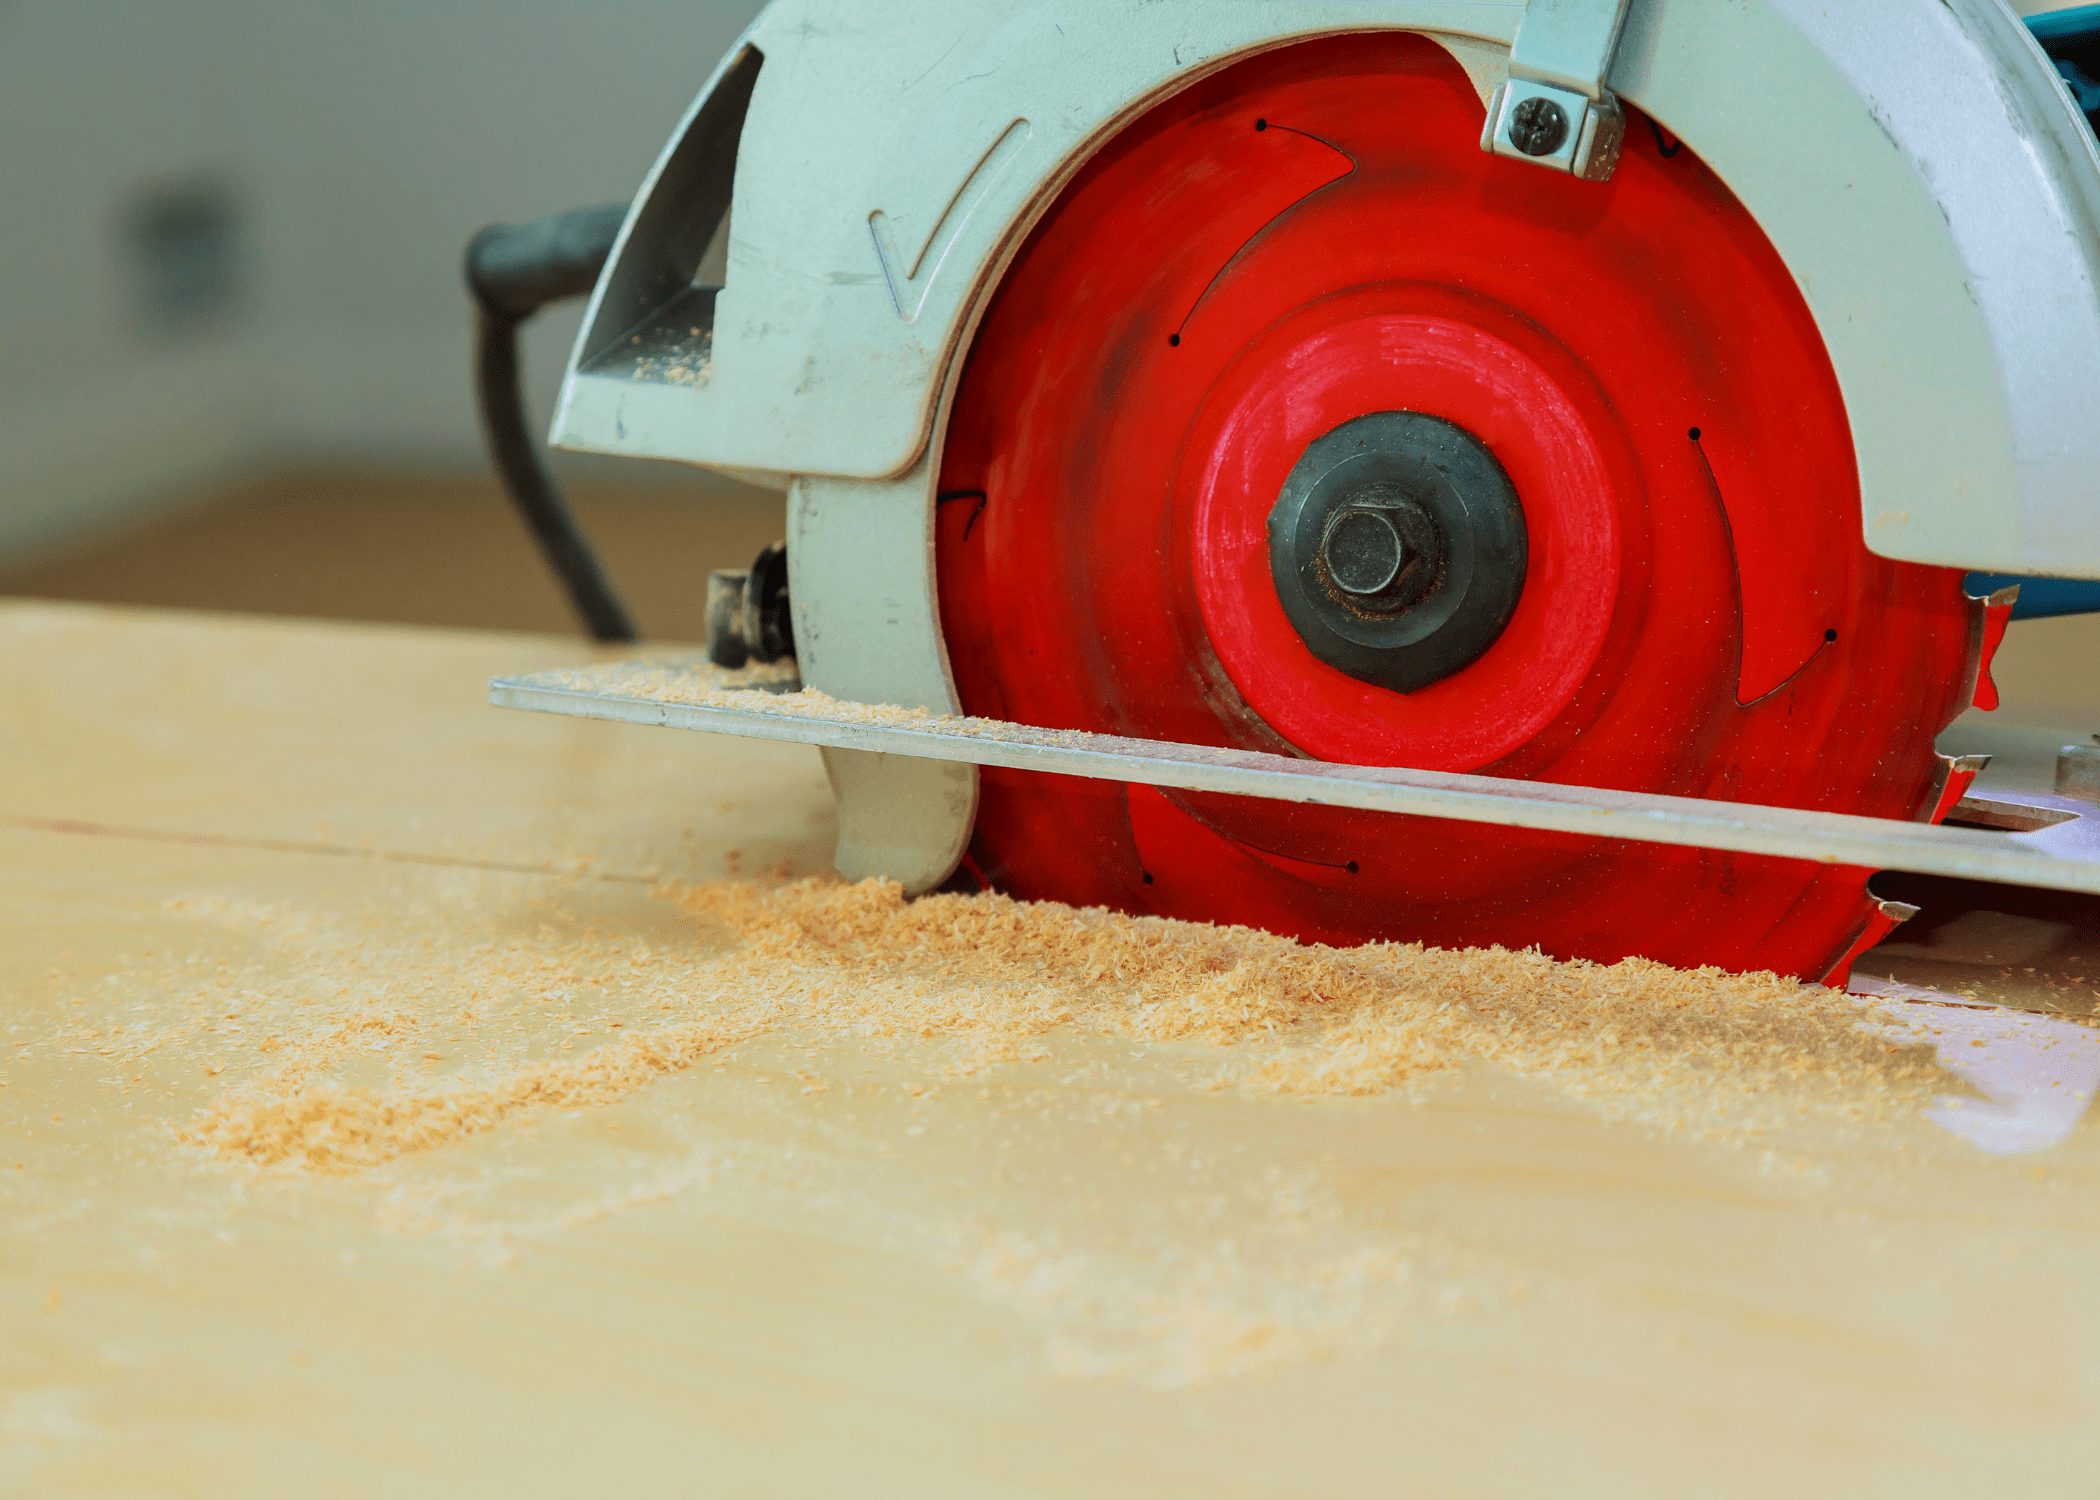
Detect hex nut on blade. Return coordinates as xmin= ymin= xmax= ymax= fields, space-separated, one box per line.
xmin=1267 ymin=410 xmax=1528 ymax=695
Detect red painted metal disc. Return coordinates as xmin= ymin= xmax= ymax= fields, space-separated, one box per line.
xmin=935 ymin=33 xmax=1978 ymax=978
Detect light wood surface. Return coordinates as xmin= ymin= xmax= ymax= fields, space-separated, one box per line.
xmin=4 ymin=599 xmax=2098 ymax=1498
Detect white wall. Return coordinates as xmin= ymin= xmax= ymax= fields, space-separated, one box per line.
xmin=0 ymin=0 xmax=765 ymax=564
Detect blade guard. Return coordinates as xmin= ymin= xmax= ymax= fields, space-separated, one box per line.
xmin=552 ymin=0 xmax=2100 ymax=581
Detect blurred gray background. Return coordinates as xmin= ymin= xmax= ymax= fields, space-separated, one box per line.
xmin=0 ymin=0 xmax=775 ymax=637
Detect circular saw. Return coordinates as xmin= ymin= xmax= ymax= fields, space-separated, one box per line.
xmin=479 ymin=0 xmax=2100 ymax=985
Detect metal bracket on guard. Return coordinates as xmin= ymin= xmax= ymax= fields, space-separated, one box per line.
xmin=1482 ymin=0 xmax=1632 ymax=181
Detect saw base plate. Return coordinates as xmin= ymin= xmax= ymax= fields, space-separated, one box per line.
xmin=489 ymin=658 xmax=2100 ymax=899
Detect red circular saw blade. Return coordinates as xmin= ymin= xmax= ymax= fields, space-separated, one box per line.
xmin=935 ymin=32 xmax=1978 ymax=979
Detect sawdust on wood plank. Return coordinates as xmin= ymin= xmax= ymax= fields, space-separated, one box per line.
xmin=49 ymin=878 xmax=1958 ymax=1174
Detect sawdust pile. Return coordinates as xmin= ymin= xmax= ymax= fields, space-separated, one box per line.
xmin=185 ymin=1015 xmax=761 ymax=1174
xmin=630 ymin=350 xmax=712 ymax=387
xmin=672 ymin=879 xmax=1950 ymax=1113
xmin=55 ymin=879 xmax=1952 ymax=1175
xmin=540 ymin=655 xmax=799 ymax=698
xmin=945 ymin=1220 xmax=1445 ymax=1389
xmin=542 ymin=658 xmax=1087 ymax=745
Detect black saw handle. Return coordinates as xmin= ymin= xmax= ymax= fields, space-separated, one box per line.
xmin=465 ymin=203 xmax=636 ymax=643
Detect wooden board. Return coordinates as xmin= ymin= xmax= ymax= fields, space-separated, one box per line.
xmin=4 ymin=600 xmax=2098 ymax=1498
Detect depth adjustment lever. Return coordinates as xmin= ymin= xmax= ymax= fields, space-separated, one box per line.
xmin=706 ymin=543 xmax=797 ymax=669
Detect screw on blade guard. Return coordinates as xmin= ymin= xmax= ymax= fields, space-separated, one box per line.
xmin=1508 ymin=95 xmax=1569 ymax=156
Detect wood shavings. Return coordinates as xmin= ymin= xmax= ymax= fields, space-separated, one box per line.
xmin=667 ymin=879 xmax=1954 ymax=1141
xmin=944 ymin=1221 xmax=1424 ymax=1388
xmin=537 ymin=656 xmax=799 ymax=698
xmin=186 ymin=1015 xmax=759 ymax=1173
xmin=54 ymin=877 xmax=1973 ymax=1177
xmin=630 ymin=350 xmax=712 ymax=386
xmin=537 ymin=659 xmax=1087 ymax=745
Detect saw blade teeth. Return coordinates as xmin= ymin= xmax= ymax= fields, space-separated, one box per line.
xmin=1966 ymin=584 xmax=2020 ymax=713
xmin=1923 ymin=751 xmax=1992 ymax=826
xmin=1818 ymin=894 xmax=1920 ymax=990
